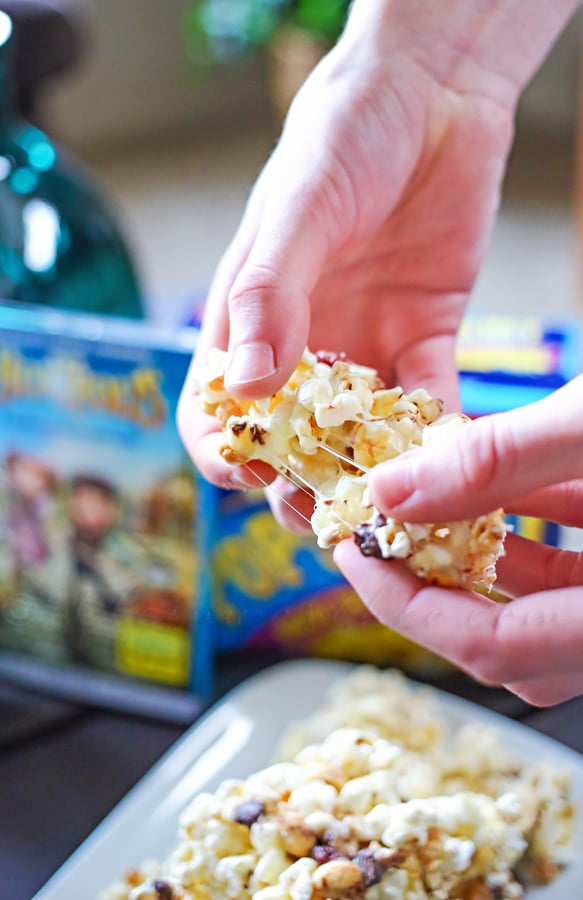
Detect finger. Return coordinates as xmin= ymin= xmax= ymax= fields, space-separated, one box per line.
xmin=368 ymin=375 xmax=583 ymax=523
xmin=193 ymin=239 xmax=251 ymax=365
xmin=224 ymin=190 xmax=333 ymax=399
xmin=395 ymin=330 xmax=461 ymax=412
xmin=178 ymin=163 xmax=274 ymax=480
xmin=183 ymin=432 xmax=276 ymax=492
xmin=503 ymin=673 xmax=583 ymax=707
xmin=224 ymin=105 xmax=375 ymax=400
xmin=177 ymin=357 xmax=227 ymax=482
xmin=506 ymin=479 xmax=583 ymax=527
xmin=178 ymin=243 xmax=252 ymax=485
xmin=496 ymin=533 xmax=583 ymax=598
xmin=266 ymin=478 xmax=315 ymax=534
xmin=333 ymin=539 xmax=583 ymax=685
xmin=176 ymin=380 xmax=276 ymax=490
xmin=193 ymin=158 xmax=277 ymax=367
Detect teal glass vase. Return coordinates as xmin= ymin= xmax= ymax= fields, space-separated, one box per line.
xmin=0 ymin=11 xmax=144 ymax=318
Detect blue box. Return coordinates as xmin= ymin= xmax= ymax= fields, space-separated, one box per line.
xmin=0 ymin=303 xmax=201 ymax=712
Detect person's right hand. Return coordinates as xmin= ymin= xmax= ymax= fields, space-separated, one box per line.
xmin=334 ymin=375 xmax=583 ymax=706
xmin=179 ymin=0 xmax=577 ymax=530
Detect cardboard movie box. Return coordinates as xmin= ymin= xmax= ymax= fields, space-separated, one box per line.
xmin=0 ymin=304 xmax=200 ymax=712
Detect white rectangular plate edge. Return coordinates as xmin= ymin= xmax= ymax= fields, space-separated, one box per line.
xmin=33 ymin=659 xmax=583 ymax=899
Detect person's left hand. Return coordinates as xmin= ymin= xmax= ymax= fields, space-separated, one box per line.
xmin=178 ymin=13 xmax=517 ymax=520
xmin=334 ymin=375 xmax=583 ymax=706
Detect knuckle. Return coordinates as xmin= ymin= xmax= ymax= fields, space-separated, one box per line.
xmin=455 ymin=417 xmax=517 ymax=496
xmin=456 ymin=610 xmax=509 ymax=686
xmin=273 ymin=159 xmax=357 ymax=247
xmin=463 ymin=648 xmax=504 ymax=687
xmin=545 ymin=548 xmax=583 ymax=590
xmin=229 ymin=263 xmax=281 ymax=310
xmin=560 ymin=481 xmax=583 ymax=525
xmin=316 ymin=159 xmax=359 ymax=238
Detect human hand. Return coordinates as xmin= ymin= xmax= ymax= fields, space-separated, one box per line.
xmin=178 ymin=0 xmax=529 ymax=500
xmin=334 ymin=375 xmax=583 ymax=706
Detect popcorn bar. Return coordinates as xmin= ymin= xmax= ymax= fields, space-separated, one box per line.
xmin=195 ymin=348 xmax=506 ymax=590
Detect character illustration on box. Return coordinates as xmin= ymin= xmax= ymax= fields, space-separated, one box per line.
xmin=0 ymin=452 xmax=73 ymax=660
xmin=6 ymin=452 xmax=55 ymax=562
xmin=2 ymin=452 xmax=59 ymax=600
xmin=65 ymin=473 xmax=183 ymax=668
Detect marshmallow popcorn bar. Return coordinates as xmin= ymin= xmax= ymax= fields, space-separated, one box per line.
xmin=194 ymin=348 xmax=506 ymax=591
xmin=102 ymin=668 xmax=575 ymax=900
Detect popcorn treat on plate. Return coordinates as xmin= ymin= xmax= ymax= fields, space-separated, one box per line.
xmin=101 ymin=670 xmax=575 ymax=900
xmin=276 ymin=667 xmax=576 ymax=888
xmin=195 ymin=348 xmax=506 ymax=590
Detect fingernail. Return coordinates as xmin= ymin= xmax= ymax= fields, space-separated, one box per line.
xmin=227 ymin=468 xmax=249 ymax=490
xmin=227 ymin=342 xmax=276 ymax=386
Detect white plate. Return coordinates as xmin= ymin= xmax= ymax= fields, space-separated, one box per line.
xmin=33 ymin=659 xmax=583 ymax=899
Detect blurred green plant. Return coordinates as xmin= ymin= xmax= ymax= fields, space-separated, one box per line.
xmin=183 ymin=0 xmax=350 ymax=66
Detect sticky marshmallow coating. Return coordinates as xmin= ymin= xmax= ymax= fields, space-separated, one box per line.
xmin=194 ymin=348 xmax=506 ymax=590
xmin=101 ymin=669 xmax=575 ymax=900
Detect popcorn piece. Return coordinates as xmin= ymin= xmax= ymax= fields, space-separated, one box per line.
xmin=194 ymin=348 xmax=506 ymax=591
xmin=311 ymin=858 xmax=364 ymax=896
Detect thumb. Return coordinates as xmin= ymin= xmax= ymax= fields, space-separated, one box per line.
xmin=368 ymin=376 xmax=583 ymax=522
xmin=224 ymin=165 xmax=344 ymax=399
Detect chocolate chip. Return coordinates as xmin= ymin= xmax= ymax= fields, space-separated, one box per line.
xmin=353 ymin=514 xmax=387 ymax=558
xmin=353 ymin=849 xmax=384 ymax=888
xmin=231 ymin=422 xmax=247 ymax=436
xmin=249 ymin=424 xmax=266 ymax=445
xmin=312 ymin=844 xmax=343 ymax=864
xmin=153 ymin=881 xmax=174 ymax=900
xmin=233 ymin=800 xmax=265 ymax=827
